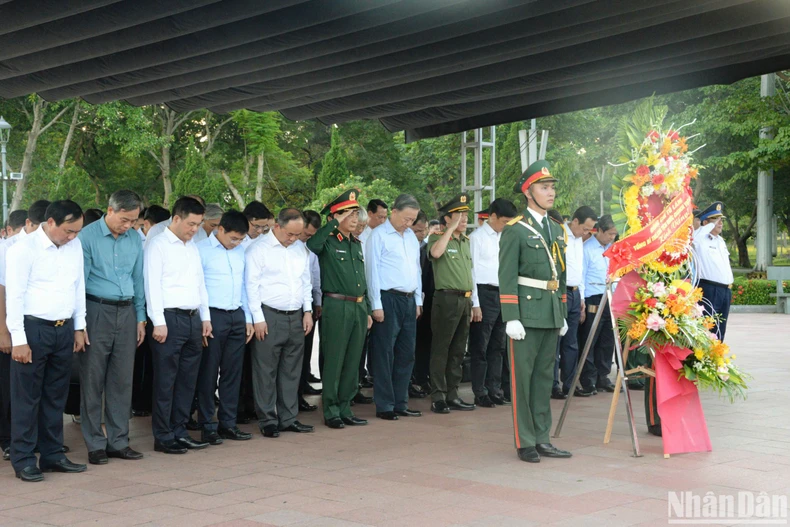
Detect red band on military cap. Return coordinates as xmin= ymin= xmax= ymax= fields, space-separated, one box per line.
xmin=520 ymin=167 xmax=552 ymax=193
xmin=477 ymin=213 xmax=490 ymax=219
xmin=330 ymin=200 xmax=359 ymax=213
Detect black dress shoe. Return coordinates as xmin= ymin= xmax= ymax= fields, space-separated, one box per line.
xmin=536 ymin=443 xmax=572 ymax=458
xmin=325 ymin=417 xmax=345 ymax=429
xmin=648 ymin=425 xmax=663 ymax=437
xmin=474 ymin=395 xmax=497 ymax=408
xmin=16 ymin=466 xmax=44 ymax=482
xmin=186 ymin=417 xmax=201 ymax=431
xmin=599 ymin=383 xmax=616 ymax=393
xmin=517 ymin=447 xmax=541 ymax=463
xmin=154 ymin=441 xmax=188 ymax=454
xmin=106 ymin=447 xmax=144 ymax=460
xmin=341 ymin=416 xmax=368 ymax=426
xmin=308 ymin=374 xmax=321 ymax=384
xmin=352 ymin=393 xmax=373 ymax=404
xmin=201 ymin=431 xmax=224 ymax=446
xmin=502 ymin=395 xmax=511 ymax=404
xmin=431 ymin=401 xmax=450 ymax=414
xmin=448 ymin=398 xmax=476 ymax=411
xmin=261 ymin=424 xmax=280 ymax=438
xmin=88 ymin=450 xmax=108 ymax=465
xmin=551 ymin=389 xmax=568 ymax=400
xmin=376 ymin=411 xmax=399 ymax=420
xmin=574 ymin=387 xmax=596 ymax=397
xmin=360 ymin=378 xmax=374 ymax=388
xmin=408 ymin=385 xmax=428 ymax=398
xmin=177 ymin=436 xmax=209 ymax=450
xmin=218 ymin=426 xmax=252 ymax=441
xmin=3 ymin=446 xmax=10 ymax=461
xmin=132 ymin=409 xmax=151 ymax=417
xmin=236 ymin=414 xmax=252 ymax=425
xmin=298 ymin=396 xmax=318 ymax=412
xmin=394 ymin=408 xmax=422 ymax=417
xmin=281 ymin=420 xmax=314 ymax=433
xmin=303 ymin=384 xmax=322 ymax=396
xmin=489 ymin=394 xmax=508 ymax=406
xmin=41 ymin=457 xmax=88 ymax=473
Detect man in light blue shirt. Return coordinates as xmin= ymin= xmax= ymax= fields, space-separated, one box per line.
xmin=577 ymin=215 xmax=618 ymax=395
xmin=365 ymin=194 xmax=423 ymax=420
xmin=196 ymin=211 xmax=254 ymax=445
xmin=78 ymin=190 xmax=146 ymax=464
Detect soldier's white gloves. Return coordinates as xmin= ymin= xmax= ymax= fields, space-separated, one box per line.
xmin=506 ymin=320 xmax=526 ymax=341
xmin=559 ymin=319 xmax=569 ymax=336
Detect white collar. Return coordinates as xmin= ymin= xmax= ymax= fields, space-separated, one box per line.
xmin=527 ymin=207 xmax=547 ymax=224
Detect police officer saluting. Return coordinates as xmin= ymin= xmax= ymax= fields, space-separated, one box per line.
xmin=428 ymin=195 xmax=475 ymax=414
xmin=693 ymin=202 xmax=733 ymax=340
xmin=307 ymin=189 xmax=373 ymax=429
xmin=498 ymin=160 xmax=571 ymax=463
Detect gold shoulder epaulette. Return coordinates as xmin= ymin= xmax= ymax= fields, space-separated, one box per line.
xmin=506 ymin=215 xmax=523 ymax=226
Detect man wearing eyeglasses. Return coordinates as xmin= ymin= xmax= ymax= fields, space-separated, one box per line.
xmin=240 ymin=201 xmax=274 ymax=250
xmin=196 ymin=211 xmax=255 ymax=445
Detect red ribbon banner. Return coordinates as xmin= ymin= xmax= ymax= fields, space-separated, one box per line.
xmin=604 ymin=191 xmax=693 ymax=278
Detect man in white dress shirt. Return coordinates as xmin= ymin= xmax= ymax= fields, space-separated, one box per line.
xmin=144 ymin=197 xmax=212 ymax=455
xmin=143 ymin=194 xmax=206 ymax=249
xmin=6 ymin=201 xmax=87 ymax=482
xmin=552 ymin=206 xmax=597 ymax=399
xmin=468 ymin=198 xmax=517 ymax=408
xmin=246 ymin=208 xmax=314 ymax=438
xmin=693 ymin=202 xmax=734 ymax=340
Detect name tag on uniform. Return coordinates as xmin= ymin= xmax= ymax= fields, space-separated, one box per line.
xmin=529 ymin=235 xmax=541 ymax=240
xmin=448 ymin=249 xmax=458 ymax=254
xmin=336 ymin=249 xmax=347 ymax=253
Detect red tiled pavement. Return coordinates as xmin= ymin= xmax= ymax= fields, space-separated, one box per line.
xmin=0 ymin=313 xmax=788 ymax=526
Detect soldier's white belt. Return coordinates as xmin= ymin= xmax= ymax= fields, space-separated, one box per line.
xmin=518 ymin=277 xmax=560 ymax=291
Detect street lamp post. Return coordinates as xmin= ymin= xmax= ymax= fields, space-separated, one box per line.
xmin=0 ymin=116 xmax=11 ymax=225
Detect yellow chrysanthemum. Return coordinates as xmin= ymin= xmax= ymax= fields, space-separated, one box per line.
xmin=665 ymin=319 xmax=679 ymax=335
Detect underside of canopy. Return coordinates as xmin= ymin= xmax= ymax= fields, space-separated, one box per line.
xmin=0 ymin=0 xmax=788 ymax=141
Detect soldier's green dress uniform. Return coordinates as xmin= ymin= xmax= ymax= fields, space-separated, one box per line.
xmin=498 ymin=161 xmax=569 ymax=457
xmin=306 ymin=189 xmax=370 ymax=424
xmin=427 ymin=195 xmax=474 ymax=408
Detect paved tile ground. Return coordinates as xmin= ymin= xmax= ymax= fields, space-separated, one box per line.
xmin=1 ymin=313 xmax=788 ymax=526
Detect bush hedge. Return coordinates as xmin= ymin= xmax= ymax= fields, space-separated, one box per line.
xmin=730 ymin=277 xmax=789 ymax=305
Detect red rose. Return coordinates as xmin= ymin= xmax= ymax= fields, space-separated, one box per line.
xmin=676 ymin=289 xmax=687 ymax=297
xmin=652 ymin=174 xmax=665 ymax=186
xmin=667 ymin=130 xmax=679 ymax=140
xmin=667 ymin=294 xmax=678 ymax=302
xmin=648 ymin=130 xmax=660 ymax=142
xmin=636 ymin=165 xmax=650 ymax=177
xmin=645 ymin=298 xmax=657 ymax=308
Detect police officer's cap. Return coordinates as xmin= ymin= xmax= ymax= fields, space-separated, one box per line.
xmin=699 ymin=201 xmax=725 ymax=222
xmin=476 ymin=206 xmax=490 ymax=220
xmin=514 ymin=160 xmax=557 ymax=194
xmin=438 ymin=194 xmax=471 ymax=215
xmin=321 ymin=188 xmax=361 ymax=216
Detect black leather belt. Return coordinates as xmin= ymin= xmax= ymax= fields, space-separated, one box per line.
xmin=24 ymin=315 xmax=71 ymax=327
xmin=383 ymin=289 xmax=414 ymax=298
xmin=436 ymin=289 xmax=472 ymax=298
xmin=164 ymin=308 xmax=198 ymax=316
xmin=262 ymin=304 xmax=300 ymax=315
xmin=87 ymin=294 xmax=133 ymax=307
xmin=209 ymin=306 xmax=242 ymax=313
xmin=699 ymin=279 xmax=732 ymax=290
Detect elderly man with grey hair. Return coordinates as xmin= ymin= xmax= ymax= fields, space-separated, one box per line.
xmin=78 ymin=190 xmax=146 ymax=465
xmin=201 ymin=203 xmax=224 ymax=239
xmin=365 ymin=194 xmax=423 ymax=421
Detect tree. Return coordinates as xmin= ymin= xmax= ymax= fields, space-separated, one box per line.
xmin=317 ymin=127 xmax=348 ymax=192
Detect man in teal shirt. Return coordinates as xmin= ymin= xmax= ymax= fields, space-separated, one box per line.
xmin=78 ymin=190 xmax=146 ymax=465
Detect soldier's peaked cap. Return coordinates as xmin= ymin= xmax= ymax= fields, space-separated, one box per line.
xmin=514 ymin=160 xmax=557 ymax=194
xmin=476 ymin=206 xmax=490 ymax=219
xmin=321 ymin=188 xmax=361 ymax=216
xmin=699 ymin=201 xmax=725 ymax=222
xmin=438 ymin=194 xmax=471 ymax=215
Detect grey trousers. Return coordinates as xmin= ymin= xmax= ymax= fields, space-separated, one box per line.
xmin=79 ymin=300 xmax=137 ymax=452
xmin=252 ymin=306 xmax=304 ymax=429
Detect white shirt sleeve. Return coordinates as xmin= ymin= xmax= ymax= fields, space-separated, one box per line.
xmin=245 ymin=245 xmax=265 ymax=324
xmin=196 ymin=248 xmax=211 ymax=323
xmin=73 ymin=242 xmax=87 ymax=331
xmin=470 ymin=233 xmax=481 ymax=308
xmin=5 ymin=244 xmax=32 ymax=346
xmin=144 ymin=240 xmax=167 ymax=327
xmin=365 ymin=231 xmax=383 ymax=311
xmin=413 ymin=235 xmax=423 ymax=308
xmin=311 ymin=253 xmax=322 ymax=307
xmin=302 ymin=250 xmax=313 ymax=313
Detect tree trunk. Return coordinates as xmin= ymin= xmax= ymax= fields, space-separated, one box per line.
xmin=735 ymin=237 xmax=751 ymax=268
xmin=161 ymin=144 xmax=172 ymax=207
xmin=9 ymin=100 xmax=45 ymax=211
xmin=221 ymin=170 xmax=245 ymax=209
xmin=59 ymin=101 xmax=80 ymax=171
xmin=255 ymin=151 xmax=264 ymax=202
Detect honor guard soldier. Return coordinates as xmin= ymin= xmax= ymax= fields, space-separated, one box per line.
xmin=428 ymin=195 xmax=475 ymax=414
xmin=307 ymin=189 xmax=373 ymax=429
xmin=498 ymin=160 xmax=572 ymax=463
xmin=693 ymin=202 xmax=733 ymax=341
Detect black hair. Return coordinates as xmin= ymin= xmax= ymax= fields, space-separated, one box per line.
xmin=547 ymin=209 xmax=564 ymax=224
xmin=596 ymin=214 xmax=616 ymax=233
xmin=243 ymin=200 xmax=273 ymax=221
xmin=414 ymin=210 xmax=428 ymax=224
xmin=171 ymin=197 xmax=205 ymax=219
xmin=572 ymin=206 xmax=598 ymax=224
xmin=490 ymin=198 xmax=517 ymax=218
xmin=7 ymin=210 xmax=28 ymax=230
xmin=277 ymin=208 xmax=305 ymax=227
xmin=144 ymin=205 xmax=170 ymax=224
xmin=367 ymin=199 xmax=388 ymax=214
xmin=428 ymin=219 xmax=440 ymax=227
xmin=45 ymin=200 xmax=83 ymax=226
xmin=303 ymin=210 xmax=321 ymax=230
xmin=219 ymin=210 xmax=249 ymax=235
xmin=28 ymin=200 xmax=51 ymax=225
xmin=84 ymin=208 xmax=103 ymax=226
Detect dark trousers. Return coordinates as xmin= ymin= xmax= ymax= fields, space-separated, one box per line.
xmin=238 ymin=342 xmax=256 ymax=420
xmin=553 ymin=288 xmax=582 ymax=394
xmin=150 ymin=311 xmax=203 ymax=444
xmin=132 ymin=322 xmax=154 ymax=413
xmin=469 ymin=285 xmax=506 ymax=398
xmin=321 ymin=297 xmax=367 ymax=420
xmin=358 ymin=330 xmax=371 ymax=381
xmin=429 ymin=291 xmax=471 ymax=403
xmin=300 ymin=318 xmax=319 ymax=393
xmin=199 ymin=308 xmax=246 ymax=431
xmin=79 ymin=301 xmax=137 ymax=452
xmin=578 ymin=294 xmax=615 ymax=390
xmin=370 ymin=291 xmax=416 ymax=413
xmin=252 ymin=307 xmax=304 ymax=429
xmin=700 ymin=280 xmax=732 ymax=341
xmin=0 ymin=351 xmax=11 ymax=450
xmin=413 ymin=294 xmax=433 ymax=386
xmin=645 ymin=359 xmax=661 ymax=430
xmin=10 ymin=319 xmax=74 ymax=472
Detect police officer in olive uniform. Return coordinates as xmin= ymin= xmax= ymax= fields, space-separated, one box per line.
xmin=498 ymin=160 xmax=572 ymax=463
xmin=427 ymin=195 xmax=475 ymax=414
xmin=306 ymin=189 xmax=373 ymax=429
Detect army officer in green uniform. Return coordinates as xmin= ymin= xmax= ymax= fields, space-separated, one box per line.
xmin=498 ymin=160 xmax=572 ymax=463
xmin=428 ymin=195 xmax=476 ymax=414
xmin=306 ymin=189 xmax=372 ymax=429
